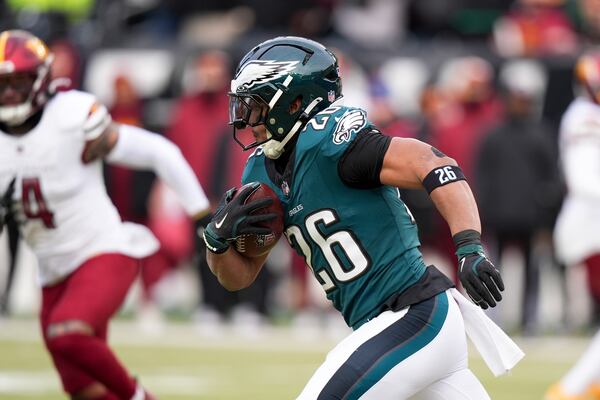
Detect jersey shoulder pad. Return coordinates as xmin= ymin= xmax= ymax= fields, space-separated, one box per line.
xmin=330 ymin=106 xmax=369 ymax=146
xmin=47 ymin=90 xmax=111 ymax=141
xmin=561 ymin=99 xmax=600 ymax=141
xmin=300 ymin=105 xmax=369 ymax=145
xmin=299 ymin=105 xmax=371 ymax=158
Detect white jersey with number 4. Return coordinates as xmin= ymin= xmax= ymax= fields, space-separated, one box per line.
xmin=554 ymin=97 xmax=600 ymax=265
xmin=0 ymin=90 xmax=159 ymax=286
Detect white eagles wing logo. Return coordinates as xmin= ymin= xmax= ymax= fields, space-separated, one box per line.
xmin=333 ymin=110 xmax=367 ymax=144
xmin=231 ymin=60 xmax=299 ymax=92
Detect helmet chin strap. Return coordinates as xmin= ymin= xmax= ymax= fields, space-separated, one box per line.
xmin=263 ymin=97 xmax=323 ymax=159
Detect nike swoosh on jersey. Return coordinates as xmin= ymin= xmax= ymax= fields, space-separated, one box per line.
xmin=215 ymin=213 xmax=228 ymax=229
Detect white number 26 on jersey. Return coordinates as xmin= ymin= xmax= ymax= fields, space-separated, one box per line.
xmin=285 ymin=209 xmax=370 ymax=292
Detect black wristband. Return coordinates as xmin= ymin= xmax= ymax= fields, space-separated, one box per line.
xmin=453 ymin=229 xmax=484 ymax=259
xmin=422 ymin=165 xmax=466 ymax=194
xmin=452 ymin=229 xmax=481 ymax=248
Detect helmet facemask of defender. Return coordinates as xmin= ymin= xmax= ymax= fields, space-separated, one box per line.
xmin=0 ymin=30 xmax=53 ymax=127
xmin=229 ymin=37 xmax=342 ymax=159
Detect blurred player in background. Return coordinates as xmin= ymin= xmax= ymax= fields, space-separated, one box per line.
xmin=204 ymin=36 xmax=523 ymax=399
xmin=0 ymin=30 xmax=211 ymax=400
xmin=167 ymin=50 xmax=274 ymax=331
xmin=475 ymin=59 xmax=560 ymax=335
xmin=546 ymin=50 xmax=600 ymax=400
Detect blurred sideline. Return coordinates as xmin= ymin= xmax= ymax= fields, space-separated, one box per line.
xmin=0 ymin=229 xmax=593 ymax=335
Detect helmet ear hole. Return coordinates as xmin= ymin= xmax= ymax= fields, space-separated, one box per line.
xmin=288 ymin=96 xmax=302 ymax=114
xmin=325 ymin=69 xmax=339 ymax=82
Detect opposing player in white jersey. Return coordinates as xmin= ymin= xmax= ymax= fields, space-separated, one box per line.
xmin=0 ymin=30 xmax=211 ymax=400
xmin=546 ymin=50 xmax=600 ymax=400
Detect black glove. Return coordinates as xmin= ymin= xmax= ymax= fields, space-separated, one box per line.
xmin=0 ymin=177 xmax=16 ymax=235
xmin=203 ymin=182 xmax=276 ymax=254
xmin=454 ymin=229 xmax=504 ymax=309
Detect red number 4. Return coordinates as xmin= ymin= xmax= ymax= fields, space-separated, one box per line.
xmin=22 ymin=177 xmax=55 ymax=228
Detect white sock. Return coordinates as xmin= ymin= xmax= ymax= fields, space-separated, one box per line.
xmin=562 ymin=330 xmax=600 ymax=395
xmin=130 ymin=384 xmax=145 ymax=400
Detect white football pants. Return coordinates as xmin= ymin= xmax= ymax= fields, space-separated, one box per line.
xmin=297 ymin=290 xmax=490 ymax=400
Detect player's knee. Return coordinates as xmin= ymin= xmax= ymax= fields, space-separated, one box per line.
xmin=47 ymin=320 xmax=94 ymax=339
xmin=46 ymin=320 xmax=94 ymax=355
xmin=70 ymin=382 xmax=107 ymax=400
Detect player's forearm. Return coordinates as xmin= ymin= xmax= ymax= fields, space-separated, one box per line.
xmin=379 ymin=138 xmax=482 ymax=235
xmin=106 ymin=124 xmax=210 ymax=216
xmin=206 ymin=249 xmax=265 ymax=291
xmin=429 ymin=180 xmax=481 ymax=236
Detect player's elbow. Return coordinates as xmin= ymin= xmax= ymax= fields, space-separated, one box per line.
xmin=209 ymin=265 xmax=238 ymax=291
xmin=220 ymin=280 xmax=249 ymax=292
xmin=216 ymin=272 xmax=253 ymax=292
xmin=154 ymin=135 xmax=183 ymax=163
xmin=207 ymin=258 xmax=254 ymax=291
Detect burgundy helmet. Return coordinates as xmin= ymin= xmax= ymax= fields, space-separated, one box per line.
xmin=0 ymin=30 xmax=53 ymax=126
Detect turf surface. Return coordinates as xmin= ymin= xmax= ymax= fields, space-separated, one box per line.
xmin=0 ymin=319 xmax=586 ymax=399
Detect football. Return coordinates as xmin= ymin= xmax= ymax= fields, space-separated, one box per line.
xmin=235 ymin=182 xmax=284 ymax=258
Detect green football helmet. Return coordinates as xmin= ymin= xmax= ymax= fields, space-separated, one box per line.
xmin=229 ymin=36 xmax=342 ymax=159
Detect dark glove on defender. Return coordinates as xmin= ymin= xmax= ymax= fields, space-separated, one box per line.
xmin=203 ymin=182 xmax=276 ymax=254
xmin=193 ymin=212 xmax=213 ymax=259
xmin=0 ymin=177 xmax=16 ymax=235
xmin=454 ymin=229 xmax=504 ymax=309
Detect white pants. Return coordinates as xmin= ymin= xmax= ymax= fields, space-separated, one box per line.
xmin=297 ymin=291 xmax=490 ymax=400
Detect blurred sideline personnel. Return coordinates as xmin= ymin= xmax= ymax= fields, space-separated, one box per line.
xmin=428 ymin=56 xmax=503 ymax=277
xmin=546 ymin=50 xmax=600 ymax=400
xmin=492 ymin=0 xmax=579 ymax=57
xmin=0 ymin=30 xmax=210 ymax=400
xmin=167 ymin=51 xmax=273 ymax=328
xmin=475 ymin=59 xmax=560 ymax=335
xmin=204 ymin=36 xmax=523 ymax=399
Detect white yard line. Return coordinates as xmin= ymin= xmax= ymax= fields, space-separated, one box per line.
xmin=0 ymin=371 xmax=214 ymax=396
xmin=0 ymin=317 xmax=591 ymax=359
xmin=0 ymin=318 xmax=340 ymax=353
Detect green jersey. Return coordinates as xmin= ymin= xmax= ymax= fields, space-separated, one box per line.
xmin=242 ymin=105 xmax=427 ymax=329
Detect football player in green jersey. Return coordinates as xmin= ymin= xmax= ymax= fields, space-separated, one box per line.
xmin=204 ymin=37 xmax=522 ymax=399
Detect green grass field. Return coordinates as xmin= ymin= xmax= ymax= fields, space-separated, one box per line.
xmin=0 ymin=318 xmax=586 ymax=399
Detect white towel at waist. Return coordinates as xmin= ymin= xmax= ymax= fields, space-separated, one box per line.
xmin=450 ymin=288 xmax=525 ymax=377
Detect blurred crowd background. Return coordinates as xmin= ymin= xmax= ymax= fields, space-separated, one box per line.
xmin=0 ymin=0 xmax=598 ymax=338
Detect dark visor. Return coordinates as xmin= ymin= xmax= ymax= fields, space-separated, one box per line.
xmin=228 ymin=93 xmax=269 ymax=129
xmin=228 ymin=93 xmax=271 ymax=151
